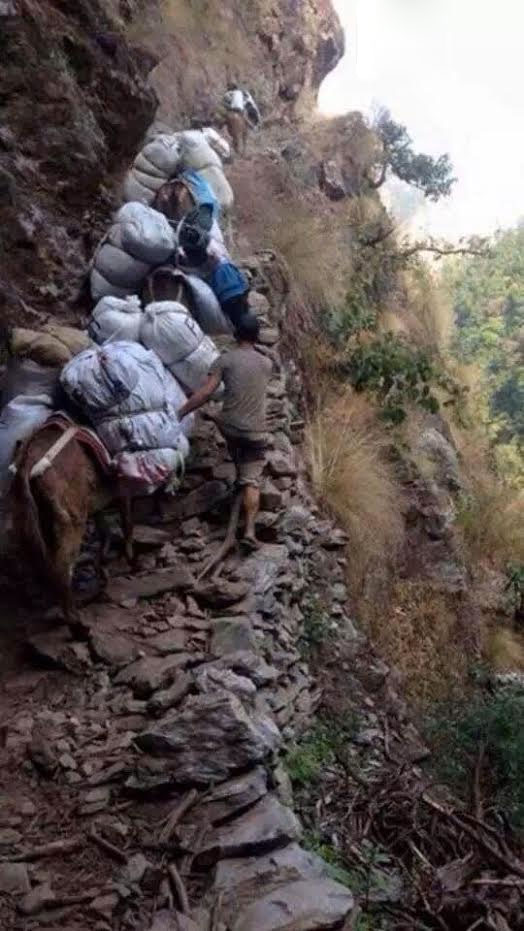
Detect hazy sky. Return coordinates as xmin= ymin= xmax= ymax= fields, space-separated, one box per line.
xmin=318 ymin=0 xmax=524 ymax=240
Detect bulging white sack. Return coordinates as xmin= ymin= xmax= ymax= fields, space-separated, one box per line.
xmin=122 ymin=168 xmax=164 ymax=206
xmin=171 ymin=337 xmax=219 ymax=394
xmin=93 ymin=241 xmax=150 ymax=291
xmin=3 ymin=358 xmax=59 ymax=406
xmin=60 ymin=342 xmax=193 ymax=488
xmin=198 ymin=165 xmax=234 ymax=211
xmin=140 ymin=301 xmax=219 ymax=393
xmin=89 ymin=295 xmax=143 ymax=345
xmin=96 ymin=406 xmax=183 ymax=454
xmin=138 ymin=134 xmax=182 ymax=176
xmin=116 ymin=202 xmax=176 ymax=265
xmin=178 ymin=130 xmax=222 ymax=171
xmin=90 ymin=267 xmax=131 ymax=301
xmin=0 ymin=395 xmax=53 ymax=495
xmin=202 ymin=127 xmax=231 ymax=162
xmin=140 ymin=302 xmax=201 ymax=366
xmin=122 ymin=173 xmax=155 ymax=207
xmin=178 ymin=273 xmax=231 ymax=336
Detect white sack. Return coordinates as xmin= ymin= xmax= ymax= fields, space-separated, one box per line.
xmin=96 ymin=407 xmax=183 ymax=454
xmin=138 ymin=134 xmax=182 ymax=176
xmin=170 ymin=337 xmax=219 ymax=394
xmin=94 ymin=241 xmax=150 ymax=291
xmin=60 ymin=342 xmax=193 ymax=489
xmin=180 ymin=273 xmax=231 ymax=336
xmin=116 ymin=202 xmax=176 ymax=265
xmin=3 ymin=358 xmax=59 ymax=406
xmin=140 ymin=302 xmax=200 ymax=366
xmin=122 ymin=173 xmax=155 ymax=207
xmin=198 ymin=165 xmax=234 ymax=210
xmin=90 ymin=267 xmax=131 ymax=301
xmin=202 ymin=127 xmax=231 ymax=161
xmin=116 ymin=446 xmax=186 ymax=489
xmin=0 ymin=395 xmax=53 ymax=495
xmin=61 ymin=342 xmax=167 ymax=419
xmin=178 ymin=130 xmax=222 ymax=171
xmin=140 ymin=301 xmax=219 ymax=393
xmin=89 ymin=295 xmax=143 ymax=345
xmin=134 ymin=152 xmax=169 ymax=179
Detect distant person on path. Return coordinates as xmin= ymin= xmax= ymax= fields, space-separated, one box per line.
xmin=222 ymin=84 xmax=261 ymax=156
xmin=178 ymin=313 xmax=272 ymax=550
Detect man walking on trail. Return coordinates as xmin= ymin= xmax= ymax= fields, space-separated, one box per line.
xmin=178 ymin=313 xmax=272 ymax=550
xmin=221 ymin=84 xmax=261 ymax=156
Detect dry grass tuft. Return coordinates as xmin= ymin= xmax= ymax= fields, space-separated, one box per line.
xmin=306 ymin=393 xmax=405 ymax=594
xmin=231 ymin=157 xmax=350 ymax=313
xmin=370 ymin=581 xmax=472 ymax=705
xmin=487 ymin=627 xmax=524 ymax=673
xmin=395 ymin=266 xmax=453 ymax=357
xmin=457 ymin=475 xmax=524 ymax=568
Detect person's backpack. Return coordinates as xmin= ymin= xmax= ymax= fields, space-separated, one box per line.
xmin=177 ymin=203 xmax=214 ymax=255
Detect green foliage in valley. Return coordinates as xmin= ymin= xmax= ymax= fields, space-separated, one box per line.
xmin=426 ymin=685 xmax=524 ymax=834
xmin=443 ymin=224 xmax=524 ymax=477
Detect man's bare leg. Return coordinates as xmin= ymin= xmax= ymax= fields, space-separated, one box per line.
xmin=243 ymin=484 xmax=260 ymax=548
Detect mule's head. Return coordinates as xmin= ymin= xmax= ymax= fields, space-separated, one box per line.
xmin=153 ymin=181 xmax=196 ymax=223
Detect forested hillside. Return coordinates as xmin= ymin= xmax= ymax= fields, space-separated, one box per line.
xmin=443 ymin=224 xmax=524 ymax=483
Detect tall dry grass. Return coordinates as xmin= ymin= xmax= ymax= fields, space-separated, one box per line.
xmin=390 ymin=265 xmax=453 ymax=357
xmin=256 ymin=197 xmax=349 ymax=313
xmin=306 ymin=393 xmax=405 ymax=593
xmin=450 ymin=426 xmax=524 ymax=567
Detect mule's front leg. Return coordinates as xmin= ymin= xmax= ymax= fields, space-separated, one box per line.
xmin=119 ymin=494 xmax=134 ymax=566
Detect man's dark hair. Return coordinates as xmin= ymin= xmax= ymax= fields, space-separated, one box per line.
xmin=234 ymin=312 xmax=260 ymax=344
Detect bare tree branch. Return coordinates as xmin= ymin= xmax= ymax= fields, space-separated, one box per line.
xmin=398 ymin=243 xmax=490 ymax=259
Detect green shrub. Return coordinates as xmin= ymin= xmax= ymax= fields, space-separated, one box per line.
xmin=298 ymin=596 xmax=334 ymax=657
xmin=284 ymin=718 xmax=358 ymax=787
xmin=426 ymin=687 xmax=524 ymax=833
xmin=333 ymin=334 xmax=444 ymax=423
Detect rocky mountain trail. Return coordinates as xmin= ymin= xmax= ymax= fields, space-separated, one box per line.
xmin=0 ymin=275 xmax=365 ymax=929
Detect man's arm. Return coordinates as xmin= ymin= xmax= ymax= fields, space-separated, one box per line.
xmin=178 ymin=372 xmax=221 ymax=419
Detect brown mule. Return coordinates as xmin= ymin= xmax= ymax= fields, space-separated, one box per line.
xmin=10 ymin=420 xmax=133 ymax=622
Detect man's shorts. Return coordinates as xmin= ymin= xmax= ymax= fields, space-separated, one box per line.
xmin=223 ymin=432 xmax=267 ymax=488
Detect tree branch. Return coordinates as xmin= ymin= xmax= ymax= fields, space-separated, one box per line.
xmin=398 ymin=243 xmax=490 ymax=259
xmin=360 ymin=225 xmax=396 ymax=247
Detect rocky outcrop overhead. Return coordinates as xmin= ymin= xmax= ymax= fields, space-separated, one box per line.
xmin=0 ymin=0 xmax=158 ymax=323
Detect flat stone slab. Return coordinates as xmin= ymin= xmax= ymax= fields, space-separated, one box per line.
xmin=196 ymin=794 xmax=301 ymax=864
xmin=213 ymin=843 xmax=328 ymax=899
xmin=26 ymin=629 xmax=91 ymax=674
xmin=0 ymin=861 xmax=31 ymax=894
xmin=147 ymin=911 xmax=202 ymax=931
xmin=211 ymin=651 xmax=280 ymax=687
xmin=89 ymin=631 xmax=140 ymax=667
xmin=194 ymin=664 xmax=257 ymax=698
xmin=166 ymin=480 xmax=228 ymax=519
xmin=231 ymin=878 xmax=354 ymax=930
xmin=136 ymin=693 xmax=281 ymax=784
xmin=210 ymin=618 xmax=257 ymax=656
xmin=147 ymin=672 xmax=192 ymax=715
xmin=148 ymin=629 xmax=189 ymax=655
xmin=105 ymin=567 xmax=194 ymax=605
xmin=193 ymin=579 xmax=250 ymax=609
xmin=115 ymin=655 xmax=192 ymax=697
xmin=184 ymin=767 xmax=268 ymax=827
